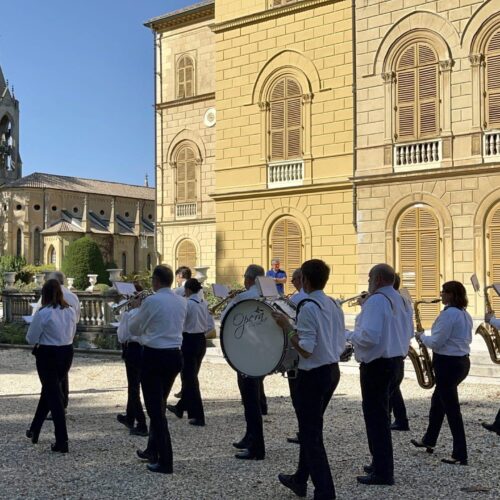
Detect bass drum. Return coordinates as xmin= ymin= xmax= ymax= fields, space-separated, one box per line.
xmin=220 ymin=298 xmax=298 ymax=378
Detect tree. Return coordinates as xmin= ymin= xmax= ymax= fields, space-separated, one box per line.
xmin=61 ymin=237 xmax=107 ymax=290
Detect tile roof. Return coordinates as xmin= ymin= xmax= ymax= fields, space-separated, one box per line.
xmin=5 ymin=172 xmax=154 ymax=200
xmin=41 ymin=220 xmax=84 ymax=235
xmin=144 ymin=0 xmax=214 ymax=27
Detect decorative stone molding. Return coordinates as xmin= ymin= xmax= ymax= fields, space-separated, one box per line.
xmin=381 ymin=71 xmax=396 ymax=84
xmin=469 ymin=54 xmax=483 ymax=67
xmin=258 ymin=101 xmax=269 ymax=111
xmin=302 ymin=93 xmax=313 ymax=104
xmin=439 ymin=59 xmax=454 ymax=72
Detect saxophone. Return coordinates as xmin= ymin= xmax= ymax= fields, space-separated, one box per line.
xmin=475 ymin=286 xmax=500 ymax=364
xmin=407 ymin=299 xmax=440 ymax=389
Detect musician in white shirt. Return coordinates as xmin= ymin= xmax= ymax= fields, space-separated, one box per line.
xmin=221 ymin=264 xmax=266 ymax=460
xmin=273 ymin=259 xmax=345 ymax=500
xmin=482 ymin=314 xmax=500 ymax=435
xmin=346 ymin=264 xmax=413 ymax=486
xmin=25 ymin=279 xmax=77 ymax=453
xmin=289 ymin=268 xmax=308 ymax=306
xmin=167 ymin=279 xmax=214 ymax=427
xmin=128 ymin=265 xmax=187 ymax=474
xmin=412 ymin=281 xmax=472 ymax=465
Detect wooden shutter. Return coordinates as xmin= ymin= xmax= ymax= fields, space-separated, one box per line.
xmin=177 ymin=56 xmax=194 ymax=99
xmin=488 ymin=206 xmax=500 ymax=312
xmin=269 ymin=77 xmax=302 ymax=161
xmin=176 ymin=146 xmax=197 ymax=202
xmin=486 ymin=30 xmax=500 ymax=128
xmin=398 ymin=207 xmax=440 ymax=328
xmin=177 ymin=240 xmax=197 ymax=269
xmin=397 ymin=46 xmax=416 ymax=140
xmin=270 ymin=218 xmax=302 ymax=295
xmin=418 ymin=44 xmax=438 ymax=137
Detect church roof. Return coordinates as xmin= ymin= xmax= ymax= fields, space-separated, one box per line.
xmin=144 ymin=0 xmax=214 ymax=29
xmin=6 ymin=172 xmax=154 ymax=200
xmin=41 ymin=220 xmax=84 ymax=235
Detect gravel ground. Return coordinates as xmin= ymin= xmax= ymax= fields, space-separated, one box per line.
xmin=0 ymin=348 xmax=499 ymax=500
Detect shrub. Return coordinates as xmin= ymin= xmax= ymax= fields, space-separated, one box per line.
xmin=0 ymin=255 xmax=27 ymax=289
xmin=61 ymin=237 xmax=107 ymax=290
xmin=0 ymin=322 xmax=28 ymax=345
xmin=17 ymin=264 xmax=56 ymax=285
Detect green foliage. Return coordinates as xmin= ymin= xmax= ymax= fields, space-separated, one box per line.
xmin=0 ymin=322 xmax=28 ymax=345
xmin=16 ymin=264 xmax=56 ymax=285
xmin=61 ymin=237 xmax=107 ymax=290
xmin=122 ymin=270 xmax=152 ymax=290
xmin=0 ymin=255 xmax=27 ymax=289
xmin=92 ymin=283 xmax=110 ymax=293
xmin=14 ymin=280 xmax=38 ymax=292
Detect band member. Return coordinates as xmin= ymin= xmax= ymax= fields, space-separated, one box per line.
xmin=116 ymin=285 xmax=148 ymax=437
xmin=221 ymin=264 xmax=266 ymax=460
xmin=412 ymin=281 xmax=472 ymax=465
xmin=167 ymin=278 xmax=214 ymax=426
xmin=346 ymin=264 xmax=413 ymax=485
xmin=25 ymin=279 xmax=77 ymax=453
xmin=174 ymin=266 xmax=191 ymax=296
xmin=389 ymin=273 xmax=412 ymax=431
xmin=129 ymin=265 xmax=187 ymax=474
xmin=266 ymin=258 xmax=287 ymax=296
xmin=482 ymin=315 xmax=500 ymax=435
xmin=273 ymin=259 xmax=345 ymax=500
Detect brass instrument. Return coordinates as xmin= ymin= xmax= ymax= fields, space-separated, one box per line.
xmin=110 ymin=289 xmax=154 ymax=313
xmin=339 ymin=292 xmax=368 ymax=307
xmin=209 ymin=289 xmax=245 ymax=315
xmin=407 ymin=298 xmax=440 ymax=389
xmin=475 ymin=286 xmax=500 ymax=364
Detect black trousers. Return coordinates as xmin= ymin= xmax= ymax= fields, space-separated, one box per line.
xmin=295 ymin=363 xmax=339 ymax=500
xmin=123 ymin=342 xmax=146 ymax=427
xmin=360 ymin=357 xmax=402 ymax=480
xmin=30 ymin=345 xmax=73 ymax=444
xmin=259 ymin=377 xmax=268 ymax=414
xmin=237 ymin=373 xmax=265 ymax=458
xmin=422 ymin=353 xmax=470 ymax=461
xmin=177 ymin=333 xmax=206 ymax=422
xmin=389 ymin=360 xmax=408 ymax=425
xmin=141 ymin=346 xmax=182 ymax=471
xmin=495 ymin=408 xmax=500 ymax=427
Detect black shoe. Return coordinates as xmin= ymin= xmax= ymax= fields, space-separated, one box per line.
xmin=278 ymin=473 xmax=307 ymax=497
xmin=441 ymin=457 xmax=467 ymax=466
xmin=235 ymin=450 xmax=264 ymax=460
xmin=261 ymin=406 xmax=268 ymax=416
xmin=51 ymin=442 xmax=69 ymax=453
xmin=363 ymin=464 xmax=374 ymax=474
xmin=232 ymin=438 xmax=249 ymax=449
xmin=287 ymin=435 xmax=300 ymax=444
xmin=26 ymin=429 xmax=39 ymax=444
xmin=136 ymin=449 xmax=156 ymax=463
xmin=356 ymin=473 xmax=394 ymax=485
xmin=130 ymin=425 xmax=149 ymax=437
xmin=391 ymin=421 xmax=410 ymax=431
xmin=174 ymin=391 xmax=182 ymax=398
xmin=147 ymin=463 xmax=173 ymax=474
xmin=482 ymin=422 xmax=500 ymax=435
xmin=166 ymin=404 xmax=183 ymax=419
xmin=116 ymin=414 xmax=134 ymax=429
xmin=410 ymin=439 xmax=434 ymax=453
xmin=188 ymin=418 xmax=205 ymax=427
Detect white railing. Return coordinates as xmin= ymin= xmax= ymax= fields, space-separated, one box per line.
xmin=268 ymin=160 xmax=304 ymax=188
xmin=394 ymin=139 xmax=441 ymax=171
xmin=176 ymin=202 xmax=197 ymax=218
xmin=484 ymin=131 xmax=500 ymax=158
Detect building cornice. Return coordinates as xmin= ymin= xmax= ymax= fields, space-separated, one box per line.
xmin=156 ymin=92 xmax=215 ymax=111
xmin=158 ymin=217 xmax=216 ymax=227
xmin=212 ymin=0 xmax=338 ymax=34
xmin=145 ymin=2 xmax=214 ymax=31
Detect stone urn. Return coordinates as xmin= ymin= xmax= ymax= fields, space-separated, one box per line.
xmin=3 ymin=271 xmax=17 ymax=289
xmin=86 ymin=274 xmax=98 ymax=292
xmin=107 ymin=269 xmax=123 ymax=282
xmin=66 ymin=277 xmax=75 ymax=290
xmin=34 ymin=273 xmax=45 ymax=288
xmin=194 ymin=266 xmax=209 ymax=284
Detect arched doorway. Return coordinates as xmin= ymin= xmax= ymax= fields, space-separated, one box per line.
xmin=48 ymin=245 xmax=56 ymax=265
xmin=398 ymin=206 xmax=440 ymax=327
xmin=33 ymin=228 xmax=41 ymax=265
xmin=177 ymin=239 xmax=197 ymax=269
xmin=270 ymin=217 xmax=302 ymax=295
xmin=16 ymin=228 xmax=22 ymax=257
xmin=487 ymin=204 xmax=500 ymax=311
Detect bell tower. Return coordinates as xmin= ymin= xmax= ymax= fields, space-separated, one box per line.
xmin=0 ymin=65 xmax=22 ymax=185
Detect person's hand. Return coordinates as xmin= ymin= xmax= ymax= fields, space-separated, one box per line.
xmin=485 ymin=312 xmax=494 ymax=324
xmin=272 ymin=311 xmax=292 ymax=330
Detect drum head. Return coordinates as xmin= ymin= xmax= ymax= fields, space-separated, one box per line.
xmin=221 ymin=299 xmax=285 ymax=377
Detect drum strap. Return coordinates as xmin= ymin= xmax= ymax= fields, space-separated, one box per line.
xmin=296 ymin=298 xmax=321 ymax=317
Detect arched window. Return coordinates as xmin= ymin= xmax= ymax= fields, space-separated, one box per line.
xmin=177 ymin=240 xmax=197 ymax=269
xmin=270 ymin=218 xmax=302 ymax=295
xmin=121 ymin=252 xmax=127 ymax=275
xmin=488 ymin=205 xmax=500 ymax=312
xmin=48 ymin=245 xmax=56 ymax=265
xmin=269 ymin=77 xmax=302 ymax=161
xmin=177 ymin=55 xmax=194 ymax=99
xmin=147 ymin=253 xmax=152 ymax=271
xmin=176 ymin=145 xmax=197 ymax=203
xmin=398 ymin=206 xmax=440 ymax=327
xmin=485 ymin=28 xmax=500 ymax=129
xmin=396 ymin=42 xmax=439 ymax=141
xmin=33 ymin=228 xmax=41 ymax=265
xmin=16 ymin=228 xmax=22 ymax=257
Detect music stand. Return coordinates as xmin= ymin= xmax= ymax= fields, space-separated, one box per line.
xmin=492 ymin=284 xmax=500 ymax=297
xmin=212 ymin=283 xmax=230 ymax=299
xmin=113 ymin=281 xmax=137 ymax=297
xmin=256 ymin=276 xmax=279 ymax=298
xmin=470 ymin=274 xmax=480 ymax=293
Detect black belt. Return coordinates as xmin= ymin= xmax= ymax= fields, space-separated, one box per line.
xmin=183 ymin=332 xmax=205 ymax=335
xmin=143 ymin=345 xmax=180 ymax=351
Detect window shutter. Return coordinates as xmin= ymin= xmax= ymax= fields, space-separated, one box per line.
xmin=186 ymin=156 xmax=197 ymax=201
xmin=489 ymin=206 xmax=500 ymax=312
xmin=271 ymin=101 xmax=285 ymax=160
xmin=418 ymin=44 xmax=438 ymax=137
xmin=486 ymin=30 xmax=500 ymax=128
xmin=176 ymin=146 xmax=197 ymax=202
xmin=177 ymin=56 xmax=194 ymax=99
xmin=177 ymin=240 xmax=197 ymax=269
xmin=397 ymin=46 xmax=416 ymax=140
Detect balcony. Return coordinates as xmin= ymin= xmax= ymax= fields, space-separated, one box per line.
xmin=176 ymin=202 xmax=197 ymax=219
xmin=267 ymin=160 xmax=304 ymax=189
xmin=394 ymin=139 xmax=441 ymax=172
xmin=484 ymin=131 xmax=500 ymax=161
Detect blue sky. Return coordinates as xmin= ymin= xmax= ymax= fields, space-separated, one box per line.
xmin=0 ymin=0 xmax=193 ymax=187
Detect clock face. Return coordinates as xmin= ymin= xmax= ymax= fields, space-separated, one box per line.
xmin=204 ymin=107 xmax=216 ymax=127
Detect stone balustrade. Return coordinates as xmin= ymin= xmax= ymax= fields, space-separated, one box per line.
xmin=176 ymin=202 xmax=197 ymax=218
xmin=268 ymin=159 xmax=304 ymax=188
xmin=484 ymin=131 xmax=500 ymax=158
xmin=394 ymin=139 xmax=441 ymax=170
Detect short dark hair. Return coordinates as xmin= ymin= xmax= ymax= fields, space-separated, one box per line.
xmin=184 ymin=278 xmax=202 ymax=294
xmin=41 ymin=279 xmax=69 ymax=309
xmin=153 ymin=265 xmax=174 ymax=287
xmin=393 ymin=273 xmax=401 ymax=291
xmin=442 ymin=280 xmax=468 ymax=309
xmin=301 ymin=259 xmax=330 ymax=290
xmin=175 ymin=266 xmax=192 ymax=280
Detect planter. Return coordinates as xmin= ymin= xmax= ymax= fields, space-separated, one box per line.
xmin=86 ymin=274 xmax=98 ymax=292
xmin=194 ymin=266 xmax=209 ymax=284
xmin=67 ymin=277 xmax=75 ymax=290
xmin=107 ymin=269 xmax=123 ymax=282
xmin=3 ymin=272 xmax=17 ymax=289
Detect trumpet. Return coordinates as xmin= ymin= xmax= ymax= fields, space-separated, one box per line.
xmin=110 ymin=289 xmax=154 ymax=313
xmin=339 ymin=292 xmax=368 ymax=307
xmin=209 ymin=288 xmax=245 ymax=315
xmin=475 ymin=285 xmax=500 ymax=364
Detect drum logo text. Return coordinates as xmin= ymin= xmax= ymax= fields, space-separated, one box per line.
xmin=232 ymin=306 xmax=267 ymax=339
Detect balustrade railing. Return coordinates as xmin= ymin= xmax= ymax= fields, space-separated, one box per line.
xmin=394 ymin=139 xmax=441 ymax=169
xmin=484 ymin=131 xmax=500 ymax=157
xmin=176 ymin=202 xmax=197 ymax=218
xmin=268 ymin=159 xmax=304 ymax=188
